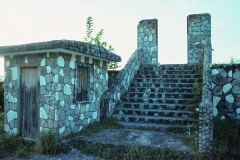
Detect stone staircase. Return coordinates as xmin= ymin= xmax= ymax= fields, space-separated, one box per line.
xmin=113 ymin=64 xmax=201 ymax=129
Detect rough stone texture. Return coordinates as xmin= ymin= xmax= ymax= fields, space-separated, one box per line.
xmin=187 ymin=13 xmax=211 ymax=65
xmin=2 ymin=44 xmax=112 ymax=137
xmin=189 ymin=13 xmax=213 ymax=153
xmin=0 ymin=40 xmax=121 ymax=62
xmin=100 ymin=19 xmax=158 ymax=120
xmin=100 ymin=50 xmax=143 ymax=120
xmin=137 ymin=19 xmax=158 ymax=65
xmin=211 ymin=64 xmax=240 ymax=119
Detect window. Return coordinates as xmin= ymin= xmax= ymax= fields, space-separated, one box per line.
xmin=75 ymin=63 xmax=92 ymax=102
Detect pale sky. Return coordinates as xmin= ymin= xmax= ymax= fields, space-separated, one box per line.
xmin=0 ymin=0 xmax=240 ymax=76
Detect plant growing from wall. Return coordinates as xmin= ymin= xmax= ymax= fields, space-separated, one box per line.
xmin=108 ymin=62 xmax=119 ymax=70
xmin=230 ymin=57 xmax=240 ymax=64
xmin=84 ymin=16 xmax=118 ymax=70
xmin=186 ymin=69 xmax=203 ymax=119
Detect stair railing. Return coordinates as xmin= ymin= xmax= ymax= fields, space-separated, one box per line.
xmin=100 ymin=49 xmax=143 ymax=120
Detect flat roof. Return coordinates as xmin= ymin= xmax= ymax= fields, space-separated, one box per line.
xmin=0 ymin=40 xmax=121 ymax=62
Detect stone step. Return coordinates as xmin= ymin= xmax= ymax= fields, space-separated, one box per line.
xmin=124 ymin=92 xmax=195 ymax=99
xmin=115 ymin=108 xmax=193 ymax=117
xmin=137 ymin=70 xmax=200 ymax=75
xmin=113 ymin=63 xmax=201 ymax=128
xmin=117 ymin=102 xmax=189 ymax=110
xmin=113 ymin=114 xmax=196 ymax=125
xmin=121 ymin=97 xmax=191 ymax=104
xmin=135 ymin=74 xmax=201 ymax=79
xmin=129 ymin=87 xmax=194 ymax=93
xmin=140 ymin=64 xmax=201 ymax=70
xmin=130 ymin=82 xmax=196 ymax=88
xmin=119 ymin=122 xmax=191 ymax=131
xmin=133 ymin=78 xmax=200 ymax=84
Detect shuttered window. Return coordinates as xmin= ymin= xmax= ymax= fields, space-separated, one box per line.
xmin=75 ymin=63 xmax=91 ymax=102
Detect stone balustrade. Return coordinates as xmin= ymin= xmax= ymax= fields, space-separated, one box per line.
xmin=100 ymin=49 xmax=143 ymax=120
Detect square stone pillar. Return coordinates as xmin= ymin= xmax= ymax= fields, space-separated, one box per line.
xmin=188 ymin=13 xmax=213 ymax=152
xmin=187 ymin=13 xmax=211 ymax=65
xmin=137 ymin=19 xmax=158 ymax=65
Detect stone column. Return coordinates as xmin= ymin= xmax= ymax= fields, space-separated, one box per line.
xmin=198 ymin=43 xmax=213 ymax=152
xmin=187 ymin=13 xmax=211 ymax=65
xmin=137 ymin=19 xmax=158 ymax=65
xmin=188 ymin=13 xmax=213 ymax=152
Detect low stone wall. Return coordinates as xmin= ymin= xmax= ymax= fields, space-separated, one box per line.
xmin=211 ymin=64 xmax=240 ymax=119
xmin=108 ymin=70 xmax=120 ymax=86
xmin=100 ymin=49 xmax=143 ymax=120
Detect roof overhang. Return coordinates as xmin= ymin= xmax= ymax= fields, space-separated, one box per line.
xmin=0 ymin=48 xmax=119 ymax=62
xmin=0 ymin=40 xmax=121 ymax=62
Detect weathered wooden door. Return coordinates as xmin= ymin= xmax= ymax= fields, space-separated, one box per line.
xmin=19 ymin=67 xmax=39 ymax=138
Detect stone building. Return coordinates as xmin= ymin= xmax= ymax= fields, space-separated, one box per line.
xmin=0 ymin=40 xmax=121 ymax=138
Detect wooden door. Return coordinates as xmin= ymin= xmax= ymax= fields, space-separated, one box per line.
xmin=19 ymin=67 xmax=39 ymax=138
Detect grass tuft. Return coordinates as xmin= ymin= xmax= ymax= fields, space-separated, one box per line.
xmin=35 ymin=130 xmax=69 ymax=155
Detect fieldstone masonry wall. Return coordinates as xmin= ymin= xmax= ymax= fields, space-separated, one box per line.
xmin=4 ymin=52 xmax=109 ymax=137
xmin=100 ymin=49 xmax=143 ymax=120
xmin=137 ymin=19 xmax=158 ymax=65
xmin=187 ymin=13 xmax=211 ymax=65
xmin=198 ymin=43 xmax=213 ymax=152
xmin=108 ymin=70 xmax=120 ymax=86
xmin=187 ymin=13 xmax=213 ymax=152
xmin=100 ymin=19 xmax=158 ymax=120
xmin=211 ymin=64 xmax=240 ymax=119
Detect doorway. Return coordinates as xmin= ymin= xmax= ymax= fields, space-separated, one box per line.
xmin=19 ymin=66 xmax=39 ymax=138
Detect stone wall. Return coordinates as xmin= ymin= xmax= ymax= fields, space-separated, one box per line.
xmin=100 ymin=49 xmax=143 ymax=120
xmin=198 ymin=43 xmax=213 ymax=152
xmin=211 ymin=64 xmax=240 ymax=119
xmin=4 ymin=52 xmax=108 ymax=137
xmin=187 ymin=13 xmax=211 ymax=64
xmin=108 ymin=70 xmax=120 ymax=86
xmin=137 ymin=19 xmax=158 ymax=65
xmin=100 ymin=19 xmax=158 ymax=120
xmin=187 ymin=13 xmax=213 ymax=152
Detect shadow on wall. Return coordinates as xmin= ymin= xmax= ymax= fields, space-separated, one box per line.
xmin=108 ymin=70 xmax=120 ymax=86
xmin=0 ymin=80 xmax=3 ymax=112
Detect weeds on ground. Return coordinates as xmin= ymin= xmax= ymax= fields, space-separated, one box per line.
xmin=0 ymin=112 xmax=70 ymax=158
xmin=165 ymin=126 xmax=188 ymax=134
xmin=212 ymin=116 xmax=240 ymax=158
xmin=184 ymin=116 xmax=240 ymax=159
xmin=0 ymin=133 xmax=35 ymax=158
xmin=35 ymin=130 xmax=69 ymax=155
xmin=67 ymin=117 xmax=124 ymax=138
xmin=71 ymin=141 xmax=191 ymax=160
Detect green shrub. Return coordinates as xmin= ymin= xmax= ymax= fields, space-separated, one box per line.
xmin=230 ymin=57 xmax=240 ymax=64
xmin=212 ymin=116 xmax=240 ymax=158
xmin=35 ymin=130 xmax=66 ymax=155
xmin=15 ymin=145 xmax=34 ymax=158
xmin=83 ymin=16 xmax=118 ymax=70
xmin=0 ymin=134 xmax=35 ymax=157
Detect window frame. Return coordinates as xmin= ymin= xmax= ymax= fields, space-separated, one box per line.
xmin=75 ymin=62 xmax=92 ymax=103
